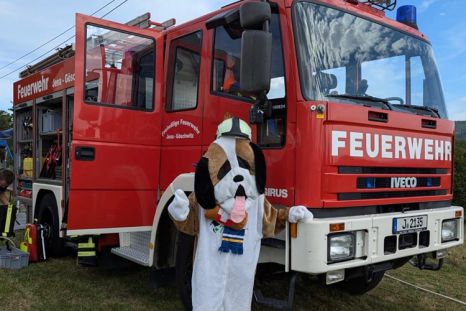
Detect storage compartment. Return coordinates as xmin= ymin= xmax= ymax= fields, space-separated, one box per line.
xmin=15 ymin=108 xmax=33 ymax=141
xmin=38 ymin=135 xmax=62 ymax=179
xmin=41 ymin=108 xmax=62 ymax=133
xmin=14 ymin=105 xmax=33 ymax=230
xmin=37 ymin=99 xmax=63 ymax=180
xmin=0 ymin=247 xmax=29 ymax=269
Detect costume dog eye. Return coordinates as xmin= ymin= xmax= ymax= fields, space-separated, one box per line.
xmin=237 ymin=156 xmax=251 ymax=170
xmin=217 ymin=160 xmax=231 ymax=180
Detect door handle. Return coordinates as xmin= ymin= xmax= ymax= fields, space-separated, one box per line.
xmin=75 ymin=146 xmax=95 ymax=161
xmin=368 ymin=111 xmax=388 ymax=123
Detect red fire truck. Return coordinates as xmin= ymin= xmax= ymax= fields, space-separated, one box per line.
xmin=12 ymin=0 xmax=464 ymax=303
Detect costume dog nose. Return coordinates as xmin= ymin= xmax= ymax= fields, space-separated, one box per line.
xmin=233 ymin=175 xmax=244 ymax=182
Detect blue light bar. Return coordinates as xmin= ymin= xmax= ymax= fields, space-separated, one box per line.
xmin=396 ymin=5 xmax=418 ymax=29
xmin=426 ymin=178 xmax=433 ymax=187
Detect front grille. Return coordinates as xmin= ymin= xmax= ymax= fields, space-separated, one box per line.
xmin=357 ymin=177 xmax=441 ymax=189
xmin=339 ymin=166 xmax=448 ymax=175
xmin=384 ymin=236 xmax=397 ymax=254
xmin=399 ymin=233 xmax=418 ymax=250
xmin=338 ymin=190 xmax=447 ymax=201
xmin=383 ymin=231 xmax=430 ymax=254
xmin=419 ymin=231 xmax=430 ymax=248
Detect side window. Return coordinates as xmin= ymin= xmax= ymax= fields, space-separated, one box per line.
xmin=167 ymin=31 xmax=202 ymax=111
xmin=84 ymin=25 xmax=155 ymax=110
xmin=212 ymin=13 xmax=285 ymax=100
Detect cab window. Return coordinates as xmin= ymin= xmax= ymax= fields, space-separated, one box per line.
xmin=166 ymin=31 xmax=203 ymax=111
xmin=84 ymin=25 xmax=155 ymax=110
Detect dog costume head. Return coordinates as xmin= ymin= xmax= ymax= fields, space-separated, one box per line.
xmin=194 ymin=118 xmax=266 ymax=227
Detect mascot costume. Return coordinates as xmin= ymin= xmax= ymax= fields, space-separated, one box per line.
xmin=168 ymin=118 xmax=312 ymax=310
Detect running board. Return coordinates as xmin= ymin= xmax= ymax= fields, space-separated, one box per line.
xmin=111 ymin=231 xmax=151 ymax=267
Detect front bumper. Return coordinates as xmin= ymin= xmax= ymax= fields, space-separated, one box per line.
xmin=291 ymin=206 xmax=464 ymax=274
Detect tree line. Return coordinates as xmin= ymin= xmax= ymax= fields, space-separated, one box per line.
xmin=453 ymin=140 xmax=466 ymax=208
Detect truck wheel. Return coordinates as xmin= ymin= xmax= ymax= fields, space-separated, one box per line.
xmin=343 ymin=270 xmax=385 ymax=295
xmin=175 ymin=231 xmax=195 ymax=311
xmin=37 ymin=193 xmax=65 ymax=257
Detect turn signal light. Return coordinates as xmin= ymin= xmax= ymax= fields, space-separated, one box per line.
xmin=455 ymin=210 xmax=462 ymax=218
xmin=290 ymin=223 xmax=297 ymax=238
xmin=330 ymin=223 xmax=345 ymax=232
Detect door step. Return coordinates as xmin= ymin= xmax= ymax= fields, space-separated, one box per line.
xmin=111 ymin=231 xmax=151 ymax=266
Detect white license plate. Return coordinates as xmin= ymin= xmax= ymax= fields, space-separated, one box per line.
xmin=393 ymin=215 xmax=428 ymax=234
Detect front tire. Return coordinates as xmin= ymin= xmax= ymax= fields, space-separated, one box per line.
xmin=342 ymin=270 xmax=385 ymax=295
xmin=36 ymin=193 xmax=65 ymax=257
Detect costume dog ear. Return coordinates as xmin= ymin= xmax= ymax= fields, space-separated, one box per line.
xmin=250 ymin=142 xmax=266 ymax=195
xmin=194 ymin=157 xmax=217 ymax=209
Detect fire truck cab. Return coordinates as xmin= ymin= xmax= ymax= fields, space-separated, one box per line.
xmin=13 ymin=0 xmax=463 ymax=299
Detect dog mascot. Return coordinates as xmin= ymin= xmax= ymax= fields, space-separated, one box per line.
xmin=168 ymin=118 xmax=312 ymax=311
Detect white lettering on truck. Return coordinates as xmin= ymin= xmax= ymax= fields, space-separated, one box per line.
xmin=265 ymin=188 xmax=288 ymax=198
xmin=391 ymin=177 xmax=417 ymax=188
xmin=331 ymin=130 xmax=451 ymax=161
xmin=17 ymin=76 xmax=49 ymax=100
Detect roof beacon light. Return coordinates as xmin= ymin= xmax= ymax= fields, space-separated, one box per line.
xmin=396 ymin=5 xmax=418 ymax=29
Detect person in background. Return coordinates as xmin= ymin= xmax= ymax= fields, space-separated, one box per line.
xmin=0 ymin=169 xmax=14 ymax=205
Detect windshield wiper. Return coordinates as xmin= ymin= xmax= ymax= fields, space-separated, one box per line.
xmin=326 ymin=94 xmax=393 ymax=110
xmin=392 ymin=104 xmax=440 ymax=118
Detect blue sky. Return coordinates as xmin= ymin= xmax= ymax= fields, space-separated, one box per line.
xmin=0 ymin=0 xmax=465 ymax=120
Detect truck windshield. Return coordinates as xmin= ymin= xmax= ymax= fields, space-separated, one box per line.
xmin=293 ymin=2 xmax=448 ymax=118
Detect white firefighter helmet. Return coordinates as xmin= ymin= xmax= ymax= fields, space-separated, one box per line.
xmin=216 ymin=117 xmax=252 ymax=140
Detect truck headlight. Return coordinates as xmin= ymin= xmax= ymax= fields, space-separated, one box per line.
xmin=442 ymin=219 xmax=459 ymax=242
xmin=328 ymin=233 xmax=355 ymax=263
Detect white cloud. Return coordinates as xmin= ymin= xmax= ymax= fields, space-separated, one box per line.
xmin=446 ymin=96 xmax=466 ymax=121
xmin=421 ymin=0 xmax=440 ymax=9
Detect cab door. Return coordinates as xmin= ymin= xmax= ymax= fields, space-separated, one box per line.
xmin=159 ymin=25 xmax=205 ymax=189
xmin=67 ymin=14 xmax=163 ymax=234
xmin=203 ymin=2 xmax=296 ymax=206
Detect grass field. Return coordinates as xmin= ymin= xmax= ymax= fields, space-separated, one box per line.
xmin=0 ymin=230 xmax=464 ymax=311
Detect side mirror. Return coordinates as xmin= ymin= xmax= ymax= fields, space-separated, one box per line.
xmin=239 ymin=2 xmax=271 ymax=29
xmin=239 ymin=2 xmax=272 ymax=124
xmin=240 ymin=1 xmax=272 ymax=94
xmin=240 ymin=30 xmax=272 ymax=94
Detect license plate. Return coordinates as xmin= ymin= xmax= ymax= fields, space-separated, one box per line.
xmin=393 ymin=215 xmax=427 ymax=234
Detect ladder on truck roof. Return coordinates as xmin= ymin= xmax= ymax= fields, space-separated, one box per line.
xmin=19 ymin=12 xmax=175 ymax=79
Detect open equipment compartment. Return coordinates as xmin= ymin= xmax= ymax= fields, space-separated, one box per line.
xmin=13 ymin=100 xmax=34 ymax=225
xmin=36 ymin=92 xmax=64 ymax=181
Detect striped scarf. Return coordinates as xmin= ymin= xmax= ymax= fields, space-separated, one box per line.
xmin=219 ymin=226 xmax=245 ymax=255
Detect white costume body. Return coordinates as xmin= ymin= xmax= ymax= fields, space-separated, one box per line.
xmin=192 ymin=196 xmax=264 ymax=310
xmin=168 ymin=136 xmax=312 ymax=310
xmin=192 ymin=137 xmax=263 ymax=311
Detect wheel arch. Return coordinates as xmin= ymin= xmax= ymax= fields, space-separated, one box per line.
xmin=149 ymin=173 xmax=194 ymax=267
xmin=32 ymin=183 xmax=63 ymax=234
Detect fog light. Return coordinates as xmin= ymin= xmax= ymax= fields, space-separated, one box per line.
xmin=326 ymin=269 xmax=345 ymax=285
xmin=441 ymin=219 xmax=458 ymax=242
xmin=328 ymin=233 xmax=355 ymax=263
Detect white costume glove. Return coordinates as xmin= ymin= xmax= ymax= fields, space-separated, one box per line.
xmin=288 ymin=205 xmax=313 ymax=223
xmin=168 ymin=189 xmax=190 ymax=221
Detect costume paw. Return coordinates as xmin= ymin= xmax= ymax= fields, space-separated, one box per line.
xmin=168 ymin=189 xmax=190 ymax=221
xmin=288 ymin=205 xmax=313 ymax=223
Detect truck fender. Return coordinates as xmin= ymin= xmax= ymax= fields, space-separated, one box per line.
xmin=149 ymin=173 xmax=194 ymax=267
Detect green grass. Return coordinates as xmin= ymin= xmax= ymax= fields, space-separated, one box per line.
xmin=0 ymin=233 xmax=464 ymax=311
